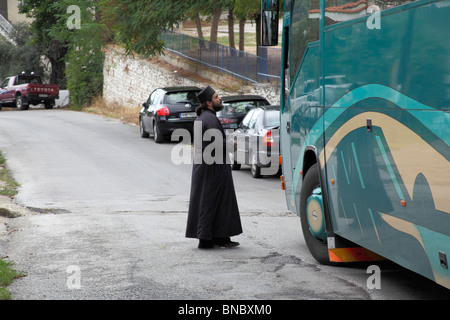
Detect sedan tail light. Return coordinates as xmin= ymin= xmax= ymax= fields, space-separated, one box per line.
xmin=263 ymin=130 xmax=274 ymax=147
xmin=219 ymin=118 xmax=237 ymax=125
xmin=156 ymin=106 xmax=170 ymax=116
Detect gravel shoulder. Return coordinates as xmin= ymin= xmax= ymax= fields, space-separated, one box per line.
xmin=0 ymin=196 xmax=36 ymax=257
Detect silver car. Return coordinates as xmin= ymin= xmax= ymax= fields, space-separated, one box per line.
xmin=227 ymin=105 xmax=280 ymax=178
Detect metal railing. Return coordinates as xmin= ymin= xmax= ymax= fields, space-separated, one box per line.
xmin=160 ymin=30 xmax=280 ymax=84
xmin=0 ymin=13 xmax=14 ymax=43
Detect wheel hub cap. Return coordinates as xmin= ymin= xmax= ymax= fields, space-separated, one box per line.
xmin=306 ymin=187 xmax=326 ymax=242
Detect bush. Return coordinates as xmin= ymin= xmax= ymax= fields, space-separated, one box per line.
xmin=66 ymin=42 xmax=104 ymax=109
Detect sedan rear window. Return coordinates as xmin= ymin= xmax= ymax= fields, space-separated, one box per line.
xmin=223 ymin=100 xmax=270 ymax=115
xmin=264 ymin=111 xmax=280 ymax=127
xmin=165 ymin=91 xmax=200 ymax=104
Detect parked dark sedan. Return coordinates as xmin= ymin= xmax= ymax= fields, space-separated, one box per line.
xmin=140 ymin=86 xmax=201 ymax=143
xmin=218 ymin=95 xmax=270 ymax=130
xmin=227 ymin=105 xmax=280 ymax=178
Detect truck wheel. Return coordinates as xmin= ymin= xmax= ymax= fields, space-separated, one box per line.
xmin=16 ymin=95 xmax=28 ymax=110
xmin=300 ymin=163 xmax=332 ymax=265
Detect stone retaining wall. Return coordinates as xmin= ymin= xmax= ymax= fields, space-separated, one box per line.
xmin=102 ymin=46 xmax=280 ymax=107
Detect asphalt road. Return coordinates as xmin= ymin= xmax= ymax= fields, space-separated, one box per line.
xmin=0 ymin=109 xmax=448 ymax=302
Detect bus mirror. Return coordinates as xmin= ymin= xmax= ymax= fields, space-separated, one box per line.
xmin=261 ymin=0 xmax=279 ymax=46
xmin=262 ymin=0 xmax=279 ymax=12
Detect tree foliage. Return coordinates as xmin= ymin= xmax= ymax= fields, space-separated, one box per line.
xmin=50 ymin=0 xmax=104 ymax=108
xmin=18 ymin=0 xmax=103 ymax=108
xmin=3 ymin=0 xmax=280 ymax=109
xmin=0 ymin=37 xmax=13 ymax=80
xmin=19 ymin=0 xmax=68 ymax=88
xmin=99 ymin=0 xmax=190 ymax=57
xmin=0 ymin=23 xmax=45 ymax=81
xmin=201 ymin=0 xmax=231 ymax=44
xmin=235 ymin=0 xmax=264 ymax=55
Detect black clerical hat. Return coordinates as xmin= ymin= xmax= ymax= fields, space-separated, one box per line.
xmin=197 ymin=86 xmax=215 ymax=104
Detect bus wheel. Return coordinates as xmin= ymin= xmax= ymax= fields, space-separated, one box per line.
xmin=300 ymin=163 xmax=330 ymax=265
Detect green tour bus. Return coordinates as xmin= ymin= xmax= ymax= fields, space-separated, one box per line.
xmin=262 ymin=0 xmax=450 ymax=289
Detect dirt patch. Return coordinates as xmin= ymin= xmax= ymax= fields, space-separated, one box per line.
xmin=83 ymin=96 xmax=141 ymax=126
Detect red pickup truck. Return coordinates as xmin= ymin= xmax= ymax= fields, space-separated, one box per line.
xmin=0 ymin=73 xmax=59 ymax=110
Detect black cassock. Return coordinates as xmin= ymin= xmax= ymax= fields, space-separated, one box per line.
xmin=186 ymin=109 xmax=242 ymax=240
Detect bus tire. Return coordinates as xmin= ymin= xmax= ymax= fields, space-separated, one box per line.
xmin=300 ymin=163 xmax=331 ymax=265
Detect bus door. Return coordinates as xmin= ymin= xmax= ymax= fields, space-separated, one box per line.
xmin=284 ymin=0 xmax=321 ymax=213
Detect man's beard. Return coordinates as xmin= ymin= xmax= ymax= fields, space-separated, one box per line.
xmin=212 ymin=101 xmax=223 ymax=111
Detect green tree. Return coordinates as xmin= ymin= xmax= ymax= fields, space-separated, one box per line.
xmin=0 ymin=23 xmax=45 ymax=81
xmin=19 ymin=0 xmax=68 ymax=88
xmin=227 ymin=1 xmax=236 ymax=49
xmin=185 ymin=0 xmax=231 ymax=49
xmin=50 ymin=0 xmax=104 ymax=108
xmin=99 ymin=0 xmax=190 ymax=57
xmin=19 ymin=0 xmax=104 ymax=108
xmin=205 ymin=0 xmax=230 ymax=45
xmin=185 ymin=1 xmax=207 ymax=42
xmin=0 ymin=36 xmax=15 ymax=80
xmin=234 ymin=0 xmax=262 ymax=55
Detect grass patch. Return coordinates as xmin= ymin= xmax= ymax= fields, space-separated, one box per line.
xmin=80 ymin=96 xmax=141 ymax=126
xmin=0 ymin=152 xmax=19 ymax=198
xmin=0 ymin=152 xmax=23 ymax=299
xmin=0 ymin=259 xmax=23 ymax=300
xmin=204 ymin=33 xmax=257 ymax=48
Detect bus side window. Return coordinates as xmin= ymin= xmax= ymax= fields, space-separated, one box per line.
xmin=283 ymin=25 xmax=290 ymax=98
xmin=289 ymin=0 xmax=319 ymax=83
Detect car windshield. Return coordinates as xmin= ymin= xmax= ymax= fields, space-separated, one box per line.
xmin=264 ymin=110 xmax=280 ymax=127
xmin=222 ymin=100 xmax=269 ymax=115
xmin=166 ymin=91 xmax=200 ymax=104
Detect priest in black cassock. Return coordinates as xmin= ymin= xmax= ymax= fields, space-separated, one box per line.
xmin=186 ymin=86 xmax=243 ymax=249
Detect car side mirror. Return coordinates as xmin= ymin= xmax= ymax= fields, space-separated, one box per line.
xmin=142 ymin=102 xmax=148 ymax=108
